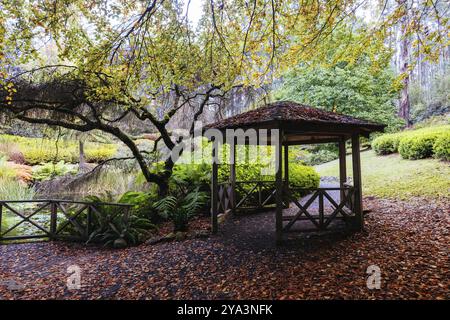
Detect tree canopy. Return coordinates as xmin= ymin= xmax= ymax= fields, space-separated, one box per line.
xmin=0 ymin=0 xmax=448 ymax=193
xmin=275 ymin=57 xmax=405 ymax=131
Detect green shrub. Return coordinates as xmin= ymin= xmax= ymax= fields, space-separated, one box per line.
xmin=372 ymin=125 xmax=450 ymax=158
xmin=32 ymin=161 xmax=78 ymax=181
xmin=433 ymin=133 xmax=450 ymax=161
xmin=372 ymin=133 xmax=401 ymax=155
xmin=22 ymin=147 xmax=76 ymax=165
xmin=302 ymin=149 xmax=338 ymax=165
xmin=0 ymin=134 xmax=117 ymax=165
xmin=219 ymin=162 xmax=269 ymax=183
xmin=117 ymin=191 xmax=161 ymax=224
xmin=289 ymin=164 xmax=321 ymax=191
xmin=87 ymin=210 xmax=156 ymax=248
xmin=85 ymin=147 xmax=117 ymax=163
xmin=398 ymin=132 xmax=441 ymax=160
xmin=218 ymin=161 xmax=320 ymax=202
xmin=170 ymin=163 xmax=211 ymax=191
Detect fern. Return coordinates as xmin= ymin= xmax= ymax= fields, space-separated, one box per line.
xmin=83 ymin=193 xmax=157 ymax=247
xmin=154 ymin=187 xmax=208 ymax=232
xmin=154 ymin=195 xmax=177 ymax=219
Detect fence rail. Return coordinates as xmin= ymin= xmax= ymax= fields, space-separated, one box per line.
xmin=0 ymin=200 xmax=132 ymax=242
xmin=282 ymin=186 xmax=355 ymax=231
xmin=216 ymin=180 xmax=356 ymax=231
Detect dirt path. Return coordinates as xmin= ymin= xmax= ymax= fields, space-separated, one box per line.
xmin=0 ymin=197 xmax=448 ymax=300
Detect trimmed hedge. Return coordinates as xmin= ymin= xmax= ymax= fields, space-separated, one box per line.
xmin=85 ymin=148 xmax=117 ymax=163
xmin=372 ymin=125 xmax=450 ymax=160
xmin=433 ymin=132 xmax=450 ymax=161
xmin=398 ymin=132 xmax=440 ymax=160
xmin=372 ymin=134 xmax=401 ymax=155
xmin=22 ymin=147 xmax=77 ymax=165
xmin=218 ymin=162 xmax=320 ymax=189
xmin=288 ymin=164 xmax=321 ymax=190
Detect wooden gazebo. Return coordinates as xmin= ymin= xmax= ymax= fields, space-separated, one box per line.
xmin=204 ymin=101 xmax=385 ymax=244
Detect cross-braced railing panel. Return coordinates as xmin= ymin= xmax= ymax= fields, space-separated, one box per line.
xmin=54 ymin=202 xmax=90 ymax=239
xmin=212 ymin=179 xmax=358 ymax=232
xmin=342 ymin=183 xmax=354 ymax=212
xmin=0 ymin=200 xmax=132 ymax=242
xmin=282 ymin=186 xmax=355 ymax=232
xmin=217 ymin=183 xmax=233 ymax=215
xmin=234 ymin=180 xmax=277 ymax=211
xmin=0 ymin=201 xmax=53 ymax=240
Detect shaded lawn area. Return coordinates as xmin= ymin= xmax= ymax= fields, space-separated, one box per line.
xmin=0 ymin=197 xmax=448 ymax=300
xmin=315 ymin=150 xmax=450 ymax=200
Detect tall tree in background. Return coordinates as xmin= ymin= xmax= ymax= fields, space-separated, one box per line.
xmin=387 ymin=0 xmax=449 ymax=125
xmin=275 ymin=56 xmax=404 ymax=131
xmin=397 ymin=0 xmax=411 ymax=125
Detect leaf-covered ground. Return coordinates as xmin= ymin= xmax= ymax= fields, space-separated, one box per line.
xmin=0 ymin=197 xmax=448 ymax=300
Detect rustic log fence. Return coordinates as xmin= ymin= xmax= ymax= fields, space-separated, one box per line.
xmin=0 ymin=200 xmax=132 ymax=242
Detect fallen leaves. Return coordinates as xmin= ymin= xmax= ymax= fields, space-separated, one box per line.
xmin=0 ymin=197 xmax=448 ymax=300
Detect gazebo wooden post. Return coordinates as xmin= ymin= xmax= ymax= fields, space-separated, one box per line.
xmin=211 ymin=138 xmax=219 ymax=234
xmin=338 ymin=137 xmax=347 ymax=203
xmin=284 ymin=144 xmax=289 ymax=189
xmin=230 ymin=138 xmax=236 ymax=214
xmin=351 ymin=134 xmax=363 ymax=231
xmin=275 ymin=128 xmax=284 ymax=244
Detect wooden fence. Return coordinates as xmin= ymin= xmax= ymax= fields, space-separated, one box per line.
xmin=0 ymin=200 xmax=132 ymax=242
xmin=282 ymin=186 xmax=355 ymax=231
xmin=216 ymin=181 xmax=356 ymax=231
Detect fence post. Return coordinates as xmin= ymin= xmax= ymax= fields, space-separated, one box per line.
xmin=339 ymin=137 xmax=347 ymax=204
xmin=230 ymin=138 xmax=236 ymax=214
xmin=258 ymin=182 xmax=262 ymax=208
xmin=351 ymin=134 xmax=363 ymax=231
xmin=319 ymin=190 xmax=324 ymax=229
xmin=275 ymin=129 xmax=284 ymax=245
xmin=50 ymin=201 xmax=57 ymax=239
xmin=211 ymin=140 xmax=219 ymax=234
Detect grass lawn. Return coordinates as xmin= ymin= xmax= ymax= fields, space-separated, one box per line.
xmin=315 ymin=150 xmax=450 ymax=200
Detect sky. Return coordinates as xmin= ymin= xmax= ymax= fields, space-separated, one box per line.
xmin=183 ymin=0 xmax=204 ymax=27
xmin=183 ymin=0 xmax=376 ymax=27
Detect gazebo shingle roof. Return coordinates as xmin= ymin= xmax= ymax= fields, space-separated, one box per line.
xmin=206 ymin=101 xmax=385 ymax=132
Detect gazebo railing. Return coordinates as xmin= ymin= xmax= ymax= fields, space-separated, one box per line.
xmin=216 ymin=181 xmax=356 ymax=231
xmin=217 ymin=180 xmax=280 ymax=214
xmin=0 ymin=200 xmax=132 ymax=242
xmin=282 ymin=186 xmax=355 ymax=231
xmin=217 ymin=183 xmax=233 ymax=214
xmin=235 ymin=180 xmax=279 ymax=210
